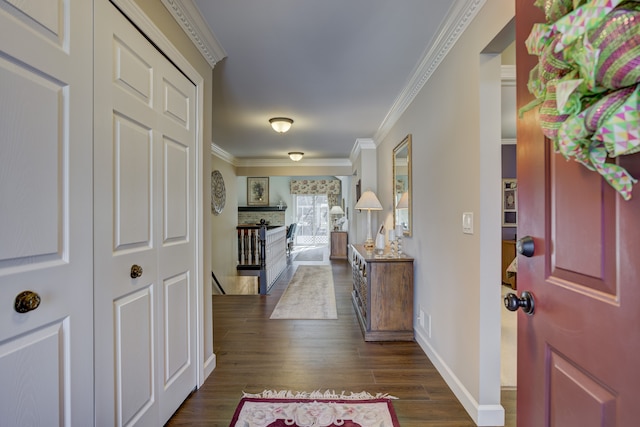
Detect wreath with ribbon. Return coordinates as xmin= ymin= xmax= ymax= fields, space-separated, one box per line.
xmin=520 ymin=0 xmax=640 ymax=200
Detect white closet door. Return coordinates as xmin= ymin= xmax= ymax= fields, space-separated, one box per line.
xmin=0 ymin=1 xmax=94 ymax=425
xmin=94 ymin=1 xmax=197 ymax=425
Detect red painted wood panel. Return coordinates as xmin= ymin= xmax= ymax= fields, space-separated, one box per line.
xmin=516 ymin=1 xmax=640 ymax=425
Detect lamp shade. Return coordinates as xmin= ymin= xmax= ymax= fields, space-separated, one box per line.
xmin=288 ymin=152 xmax=304 ymax=161
xmin=330 ymin=205 xmax=344 ymax=215
xmin=355 ymin=190 xmax=382 ymax=250
xmin=355 ymin=190 xmax=382 ymax=210
xmin=396 ymin=191 xmax=409 ymax=209
xmin=269 ymin=117 xmax=293 ymax=133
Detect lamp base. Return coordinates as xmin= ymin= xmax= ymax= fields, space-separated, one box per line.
xmin=363 ymin=238 xmax=375 ymax=251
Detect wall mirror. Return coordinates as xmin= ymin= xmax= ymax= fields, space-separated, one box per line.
xmin=393 ymin=134 xmax=412 ymax=236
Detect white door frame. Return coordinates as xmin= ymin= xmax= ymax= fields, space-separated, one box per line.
xmin=110 ymin=0 xmax=208 ymax=385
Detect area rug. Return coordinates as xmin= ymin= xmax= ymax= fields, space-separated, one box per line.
xmin=293 ymin=246 xmax=325 ymax=262
xmin=270 ymin=265 xmax=337 ymax=319
xmin=229 ymin=390 xmax=400 ymax=427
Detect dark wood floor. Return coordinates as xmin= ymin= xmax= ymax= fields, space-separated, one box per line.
xmin=166 ymin=257 xmax=516 ymax=426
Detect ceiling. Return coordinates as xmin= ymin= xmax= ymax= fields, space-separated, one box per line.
xmin=166 ymin=0 xmax=514 ymax=163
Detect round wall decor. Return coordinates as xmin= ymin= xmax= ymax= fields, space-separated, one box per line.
xmin=211 ymin=170 xmax=226 ymax=215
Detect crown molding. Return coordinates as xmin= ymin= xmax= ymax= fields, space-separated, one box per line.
xmin=350 ymin=138 xmax=376 ymax=164
xmin=211 ymin=143 xmax=236 ymax=164
xmin=235 ymin=158 xmax=352 ymax=168
xmin=373 ymin=0 xmax=487 ymax=144
xmin=211 ymin=143 xmax=352 ymax=167
xmin=161 ymin=0 xmax=227 ymax=67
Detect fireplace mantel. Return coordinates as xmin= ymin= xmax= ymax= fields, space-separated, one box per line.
xmin=238 ymin=206 xmax=286 ymax=212
xmin=238 ymin=206 xmax=287 ymax=227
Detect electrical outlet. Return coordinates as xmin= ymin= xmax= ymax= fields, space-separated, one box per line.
xmin=418 ymin=307 xmax=432 ymax=338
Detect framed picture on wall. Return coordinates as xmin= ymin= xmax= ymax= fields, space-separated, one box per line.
xmin=502 ymin=179 xmax=517 ymax=227
xmin=248 ymin=177 xmax=269 ymax=206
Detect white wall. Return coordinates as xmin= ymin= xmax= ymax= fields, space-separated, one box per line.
xmin=374 ymin=1 xmax=514 ymax=424
xmin=351 ymin=140 xmax=379 ymax=247
xmin=211 ymin=155 xmax=239 ymax=292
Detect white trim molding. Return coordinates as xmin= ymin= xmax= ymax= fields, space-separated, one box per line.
xmin=350 ymin=138 xmax=376 ymax=164
xmin=374 ymin=0 xmax=487 ymax=144
xmin=501 ymin=65 xmax=516 ymax=86
xmin=415 ymin=329 xmax=505 ymax=426
xmin=211 ymin=142 xmax=235 ymax=164
xmin=161 ymin=0 xmax=227 ymax=67
xmin=211 ymin=143 xmax=352 ymax=168
xmin=235 ymin=158 xmax=351 ymax=168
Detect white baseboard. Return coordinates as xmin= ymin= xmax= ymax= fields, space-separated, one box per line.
xmin=414 ymin=329 xmax=505 ymax=426
xmin=201 ymin=352 xmax=216 ymax=387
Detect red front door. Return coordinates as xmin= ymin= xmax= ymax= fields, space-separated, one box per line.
xmin=515 ymin=1 xmax=640 ymax=425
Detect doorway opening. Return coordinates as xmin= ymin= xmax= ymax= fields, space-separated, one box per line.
xmin=293 ymin=194 xmax=329 ymax=247
xmin=479 ymin=16 xmax=517 ymax=425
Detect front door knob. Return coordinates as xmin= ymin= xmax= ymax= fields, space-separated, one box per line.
xmin=517 ymin=236 xmax=535 ymax=257
xmin=504 ymin=291 xmax=535 ymax=315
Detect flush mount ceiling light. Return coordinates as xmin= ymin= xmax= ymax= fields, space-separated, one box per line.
xmin=269 ymin=117 xmax=293 ymax=133
xmin=288 ymin=152 xmax=304 ymax=162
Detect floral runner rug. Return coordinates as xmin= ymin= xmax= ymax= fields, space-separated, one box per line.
xmin=229 ymin=390 xmax=400 ymax=427
xmin=270 ymin=265 xmax=337 ymax=319
xmin=293 ymin=246 xmax=325 ymax=262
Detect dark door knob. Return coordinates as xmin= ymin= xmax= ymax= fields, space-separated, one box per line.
xmin=504 ymin=291 xmax=535 ymax=315
xmin=516 ymin=236 xmax=535 ymax=257
xmin=130 ymin=264 xmax=143 ymax=278
xmin=14 ymin=290 xmax=41 ymax=313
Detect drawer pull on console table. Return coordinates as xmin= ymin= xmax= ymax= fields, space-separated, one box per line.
xmin=351 ymin=244 xmax=414 ymax=341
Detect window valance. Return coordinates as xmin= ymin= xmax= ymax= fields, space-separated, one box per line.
xmin=290 ymin=179 xmax=341 ymax=195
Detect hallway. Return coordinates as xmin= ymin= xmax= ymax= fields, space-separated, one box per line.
xmin=167 ymin=257 xmax=515 ymax=426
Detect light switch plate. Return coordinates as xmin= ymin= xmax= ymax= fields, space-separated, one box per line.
xmin=462 ymin=212 xmax=473 ymax=234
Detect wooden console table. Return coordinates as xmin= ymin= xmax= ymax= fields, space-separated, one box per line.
xmin=351 ymin=244 xmax=414 ymax=341
xmin=330 ymin=231 xmax=348 ymax=260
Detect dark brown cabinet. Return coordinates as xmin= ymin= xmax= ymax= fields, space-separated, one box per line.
xmin=351 ymin=244 xmax=414 ymax=341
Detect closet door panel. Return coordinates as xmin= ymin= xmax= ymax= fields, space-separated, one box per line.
xmin=0 ymin=0 xmax=94 ymax=425
xmin=94 ymin=2 xmax=197 ymax=425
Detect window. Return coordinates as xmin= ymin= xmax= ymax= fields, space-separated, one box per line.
xmin=293 ymin=194 xmax=329 ymax=246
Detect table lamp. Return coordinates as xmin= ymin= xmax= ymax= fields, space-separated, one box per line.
xmin=354 ymin=190 xmax=382 ymax=250
xmin=329 ymin=205 xmax=344 ymax=230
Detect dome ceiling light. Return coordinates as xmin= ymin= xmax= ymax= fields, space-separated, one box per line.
xmin=288 ymin=152 xmax=304 ymax=162
xmin=269 ymin=117 xmax=293 ymax=133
